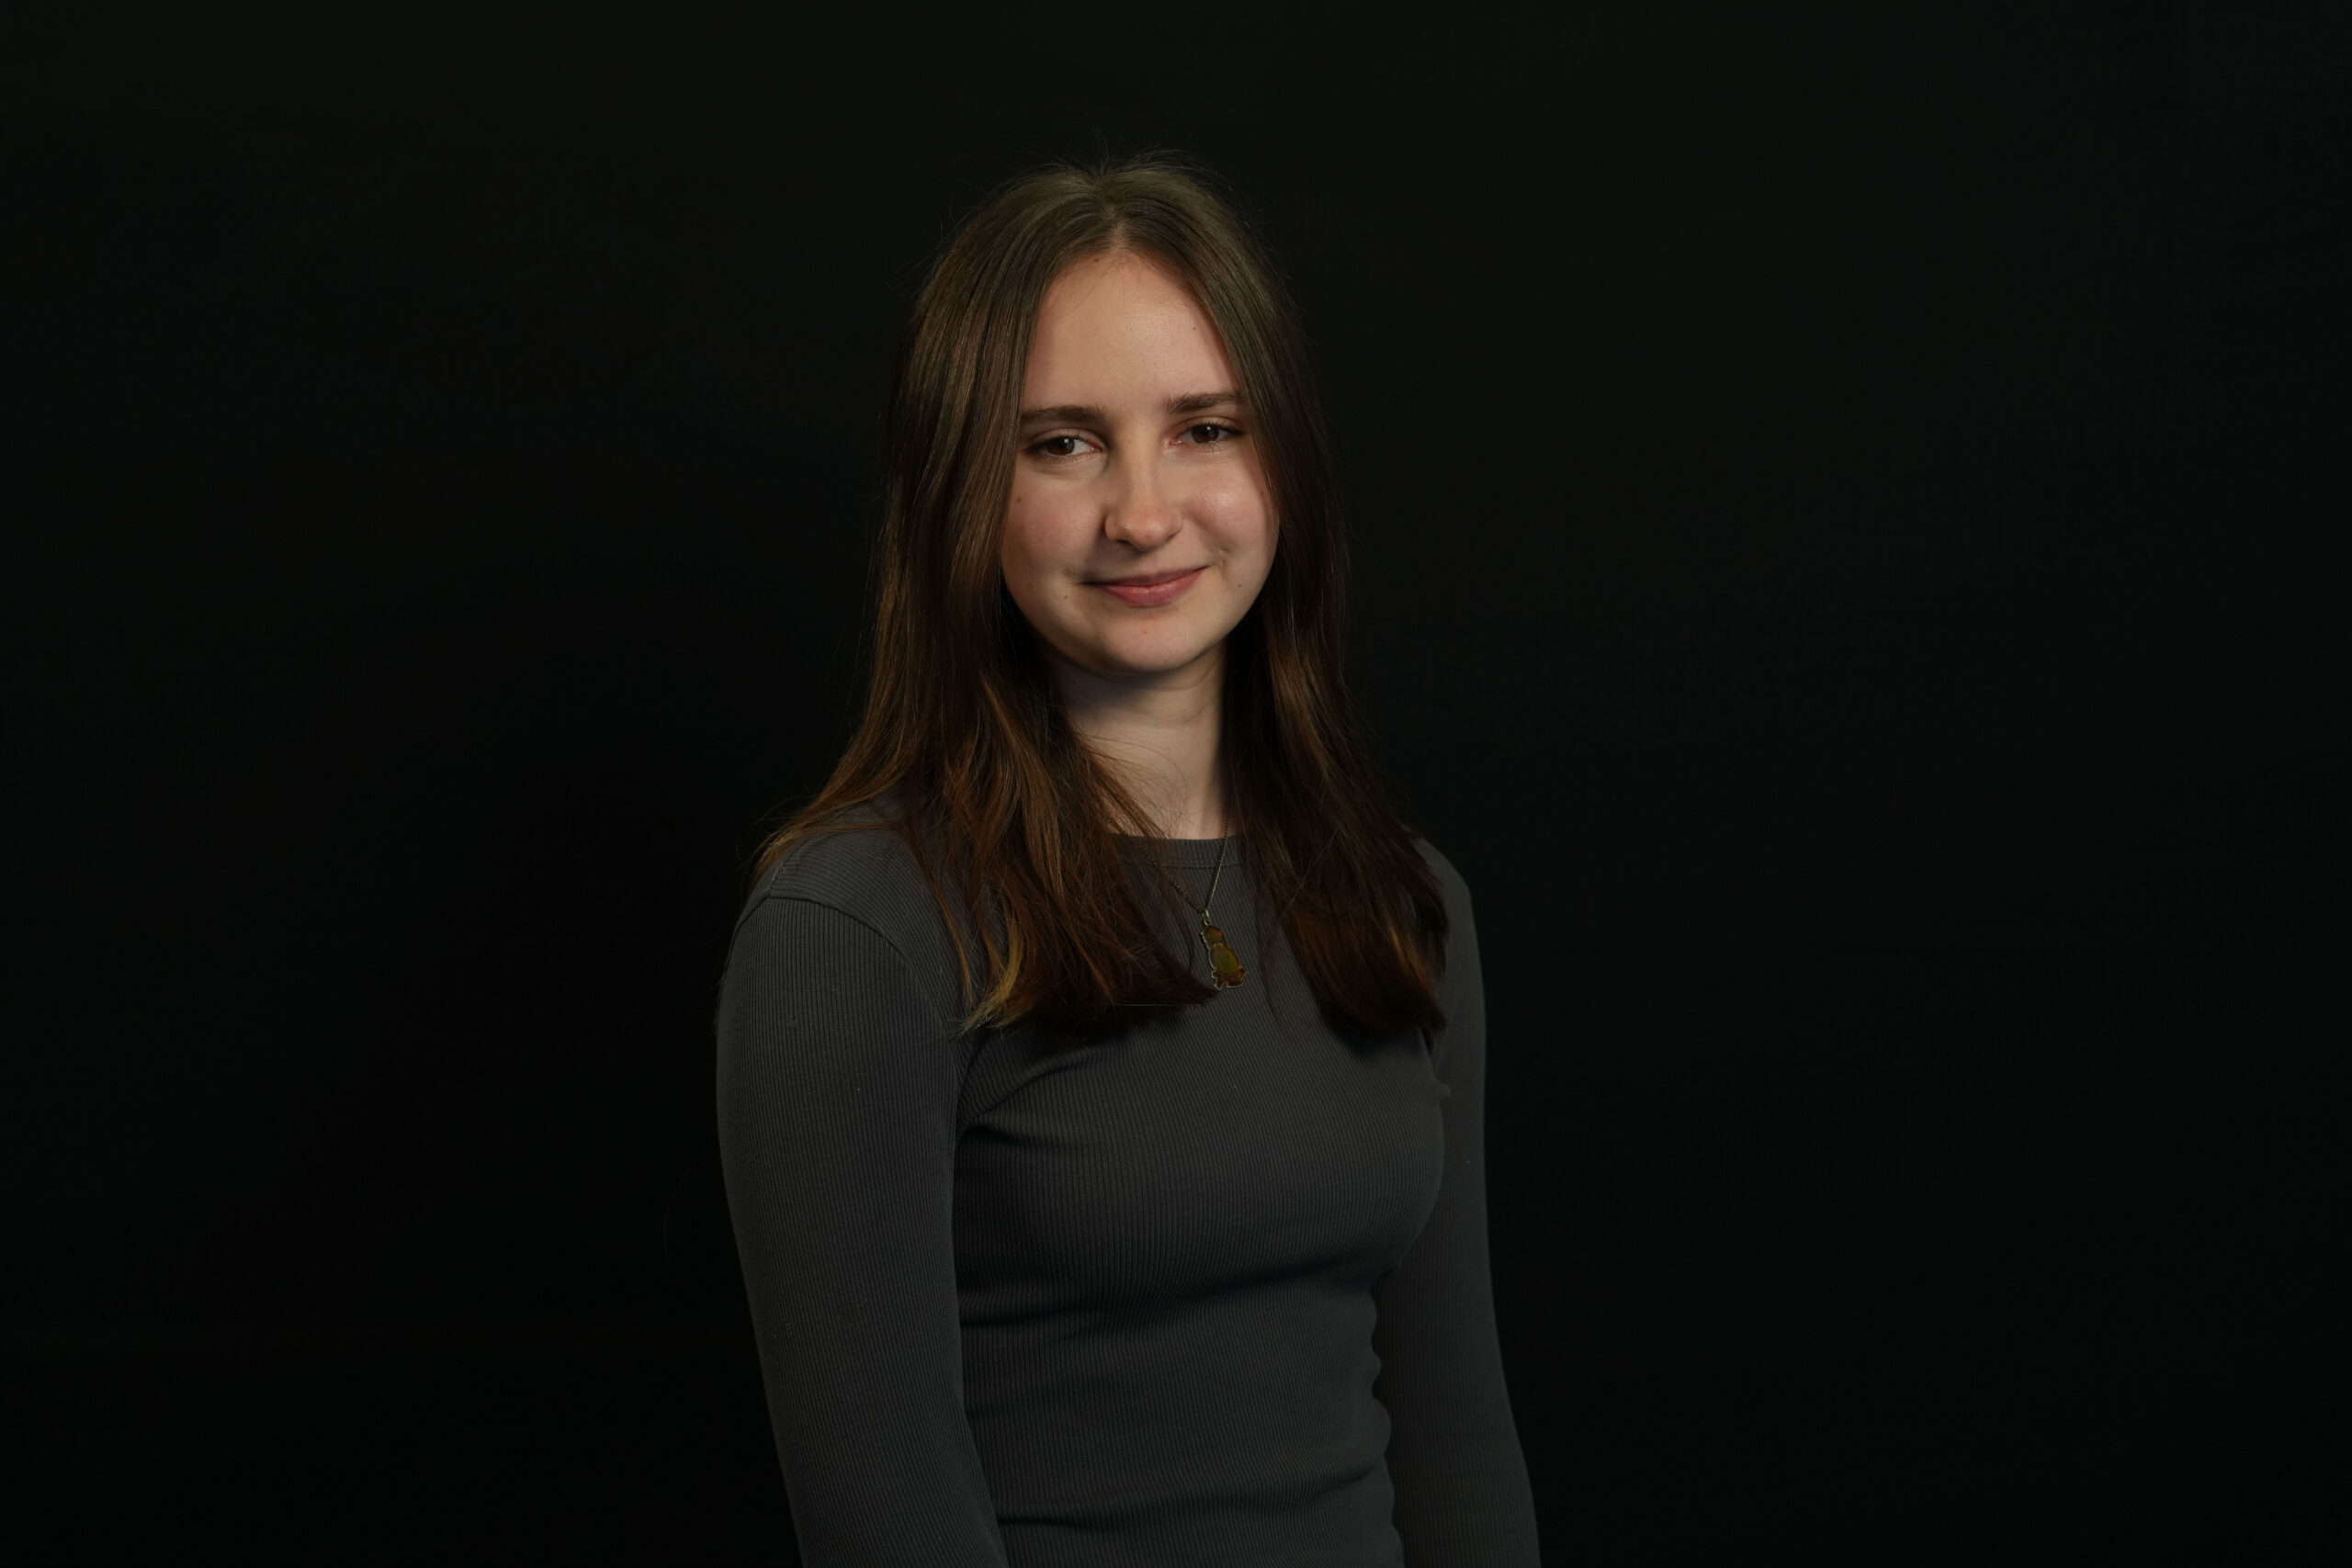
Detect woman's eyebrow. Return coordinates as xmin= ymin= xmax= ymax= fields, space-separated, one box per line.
xmin=1018 ymin=389 xmax=1243 ymax=424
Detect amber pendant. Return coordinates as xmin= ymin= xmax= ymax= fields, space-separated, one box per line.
xmin=1200 ymin=918 xmax=1247 ymax=988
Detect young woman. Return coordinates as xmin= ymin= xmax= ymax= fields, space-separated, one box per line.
xmin=715 ymin=153 xmax=1541 ymax=1566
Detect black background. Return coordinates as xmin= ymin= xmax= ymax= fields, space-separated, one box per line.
xmin=8 ymin=4 xmax=2342 ymax=1562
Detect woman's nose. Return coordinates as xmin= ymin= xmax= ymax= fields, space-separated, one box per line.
xmin=1102 ymin=467 xmax=1182 ymax=548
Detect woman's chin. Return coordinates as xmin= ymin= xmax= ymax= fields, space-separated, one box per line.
xmin=1057 ymin=631 xmax=1227 ymax=685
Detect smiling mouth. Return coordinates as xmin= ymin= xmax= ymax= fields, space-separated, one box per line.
xmin=1089 ymin=565 xmax=1206 ymax=606
xmin=1090 ymin=565 xmax=1207 ymax=588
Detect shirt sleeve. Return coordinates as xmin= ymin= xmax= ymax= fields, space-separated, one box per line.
xmin=1371 ymin=870 xmax=1544 ymax=1564
xmin=716 ymin=894 xmax=1011 ymax=1567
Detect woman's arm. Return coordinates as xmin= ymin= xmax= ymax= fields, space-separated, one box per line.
xmin=1372 ymin=861 xmax=1544 ymax=1564
xmin=717 ymin=894 xmax=1010 ymax=1567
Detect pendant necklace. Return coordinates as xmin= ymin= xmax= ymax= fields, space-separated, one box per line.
xmin=1191 ymin=834 xmax=1248 ymax=990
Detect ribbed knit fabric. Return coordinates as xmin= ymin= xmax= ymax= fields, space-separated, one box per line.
xmin=714 ymin=812 xmax=1541 ymax=1567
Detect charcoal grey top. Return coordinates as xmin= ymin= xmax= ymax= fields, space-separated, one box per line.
xmin=715 ymin=816 xmax=1540 ymax=1566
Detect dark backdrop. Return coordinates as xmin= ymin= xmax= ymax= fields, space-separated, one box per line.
xmin=8 ymin=5 xmax=2341 ymax=1562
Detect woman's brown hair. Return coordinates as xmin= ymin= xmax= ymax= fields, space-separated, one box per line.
xmin=753 ymin=150 xmax=1448 ymax=1035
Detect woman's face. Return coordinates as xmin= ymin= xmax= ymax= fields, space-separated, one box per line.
xmin=1001 ymin=250 xmax=1276 ymax=691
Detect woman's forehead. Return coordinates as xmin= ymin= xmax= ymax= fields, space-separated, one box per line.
xmin=1025 ymin=253 xmax=1236 ymax=406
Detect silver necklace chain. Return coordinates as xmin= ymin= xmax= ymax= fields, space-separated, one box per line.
xmin=1190 ymin=834 xmax=1246 ymax=990
xmin=1194 ymin=832 xmax=1228 ymax=921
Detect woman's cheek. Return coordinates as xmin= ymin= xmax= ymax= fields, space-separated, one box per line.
xmin=1204 ymin=468 xmax=1273 ymax=545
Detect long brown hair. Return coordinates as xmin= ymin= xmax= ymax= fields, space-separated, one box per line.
xmin=754 ymin=151 xmax=1448 ymax=1035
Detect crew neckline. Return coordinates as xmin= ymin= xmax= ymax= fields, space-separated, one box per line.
xmin=1115 ymin=833 xmax=1248 ymax=868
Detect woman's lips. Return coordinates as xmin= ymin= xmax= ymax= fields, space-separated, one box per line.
xmin=1091 ymin=565 xmax=1205 ymax=607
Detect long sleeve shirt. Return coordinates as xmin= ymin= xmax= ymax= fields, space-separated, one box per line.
xmin=714 ymin=818 xmax=1541 ymax=1566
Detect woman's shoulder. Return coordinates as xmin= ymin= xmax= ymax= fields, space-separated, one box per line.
xmin=1408 ymin=830 xmax=1474 ymax=913
xmin=743 ymin=803 xmax=944 ymax=930
xmin=732 ymin=801 xmax=975 ymax=1021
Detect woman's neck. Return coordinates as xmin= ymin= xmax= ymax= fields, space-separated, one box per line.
xmin=1050 ymin=645 xmax=1230 ymax=840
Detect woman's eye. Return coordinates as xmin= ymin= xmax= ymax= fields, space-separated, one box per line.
xmin=1031 ymin=425 xmax=1237 ymax=458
